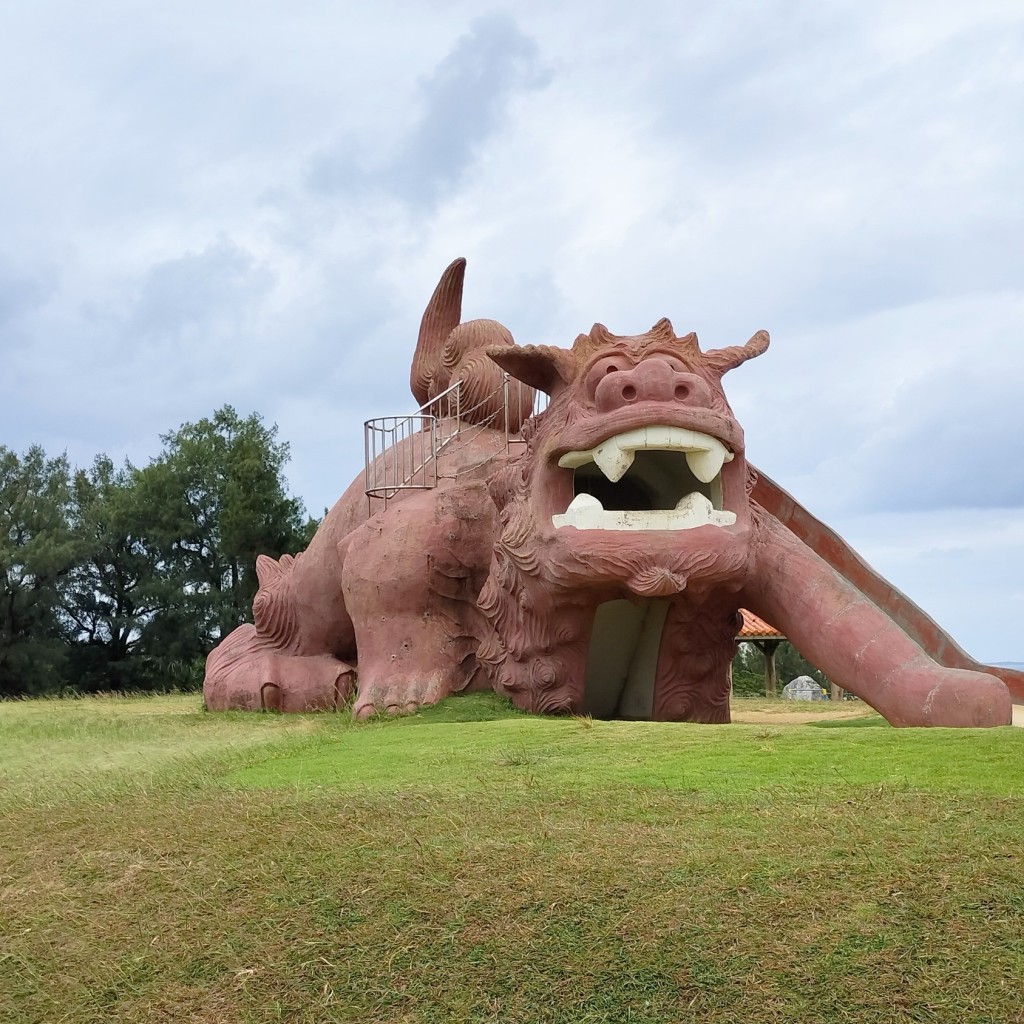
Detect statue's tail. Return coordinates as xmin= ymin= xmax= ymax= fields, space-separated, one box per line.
xmin=410 ymin=258 xmax=535 ymax=432
xmin=750 ymin=467 xmax=1024 ymax=703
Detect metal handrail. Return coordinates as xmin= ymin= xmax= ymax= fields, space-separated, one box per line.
xmin=363 ymin=378 xmax=549 ymax=508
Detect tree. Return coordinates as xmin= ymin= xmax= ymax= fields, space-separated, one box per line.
xmin=1 ymin=410 xmax=315 ymax=695
xmin=62 ymin=456 xmax=169 ymax=691
xmin=135 ymin=406 xmax=313 ymax=678
xmin=0 ymin=446 xmax=79 ymax=696
xmin=731 ymin=640 xmax=829 ymax=697
xmin=774 ymin=642 xmax=828 ymax=690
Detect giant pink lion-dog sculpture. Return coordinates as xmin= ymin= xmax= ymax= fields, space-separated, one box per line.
xmin=205 ymin=259 xmax=1021 ymax=726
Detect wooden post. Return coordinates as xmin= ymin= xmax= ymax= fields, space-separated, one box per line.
xmin=753 ymin=639 xmax=781 ymax=698
xmin=830 ymin=682 xmax=845 ymax=702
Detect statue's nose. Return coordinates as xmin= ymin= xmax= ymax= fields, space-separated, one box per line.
xmin=594 ymin=358 xmax=711 ymax=412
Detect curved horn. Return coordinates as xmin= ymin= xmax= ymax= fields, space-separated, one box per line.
xmin=410 ymin=258 xmax=465 ymax=406
xmin=703 ymin=330 xmax=770 ymax=378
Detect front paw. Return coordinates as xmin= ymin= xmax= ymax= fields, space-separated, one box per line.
xmin=351 ymin=672 xmax=453 ymax=719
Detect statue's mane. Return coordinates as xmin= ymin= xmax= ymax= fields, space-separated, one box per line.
xmin=476 ymin=415 xmax=585 ymax=712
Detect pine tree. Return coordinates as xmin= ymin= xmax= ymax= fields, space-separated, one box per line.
xmin=0 ymin=446 xmax=79 ymax=695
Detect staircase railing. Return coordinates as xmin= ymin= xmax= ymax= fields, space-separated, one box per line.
xmin=364 ymin=378 xmax=548 ymax=508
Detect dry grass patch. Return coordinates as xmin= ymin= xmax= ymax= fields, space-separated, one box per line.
xmin=2 ymin=691 xmax=1023 ymax=1023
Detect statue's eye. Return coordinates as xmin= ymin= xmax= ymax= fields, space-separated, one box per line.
xmin=585 ymin=355 xmax=634 ymax=399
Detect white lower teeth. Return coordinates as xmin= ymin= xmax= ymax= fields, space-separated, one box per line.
xmin=552 ymin=491 xmax=737 ymax=531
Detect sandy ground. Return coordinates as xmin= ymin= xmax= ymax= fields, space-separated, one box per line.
xmin=731 ymin=707 xmax=871 ymax=725
xmin=733 ymin=704 xmax=1024 ymax=727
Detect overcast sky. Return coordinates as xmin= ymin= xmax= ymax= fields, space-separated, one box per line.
xmin=3 ymin=1 xmax=1022 ymax=662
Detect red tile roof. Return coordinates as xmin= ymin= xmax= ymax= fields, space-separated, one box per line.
xmin=737 ymin=609 xmax=785 ymax=639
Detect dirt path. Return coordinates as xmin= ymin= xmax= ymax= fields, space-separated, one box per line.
xmin=731 ymin=707 xmax=872 ymax=725
xmin=733 ymin=704 xmax=1024 ymax=727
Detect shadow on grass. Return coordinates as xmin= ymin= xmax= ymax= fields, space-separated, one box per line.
xmin=809 ymin=715 xmax=890 ymax=729
xmin=389 ymin=691 xmax=529 ymax=726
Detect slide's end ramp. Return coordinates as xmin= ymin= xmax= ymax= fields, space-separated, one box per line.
xmin=750 ymin=467 xmax=1024 ymax=704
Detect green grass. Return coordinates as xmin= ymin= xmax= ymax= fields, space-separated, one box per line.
xmin=2 ymin=692 xmax=1023 ymax=1023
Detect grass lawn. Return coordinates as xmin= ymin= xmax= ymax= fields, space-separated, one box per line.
xmin=1 ymin=692 xmax=1023 ymax=1023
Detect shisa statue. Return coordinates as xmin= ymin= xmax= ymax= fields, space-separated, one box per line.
xmin=204 ymin=259 xmax=1019 ymax=727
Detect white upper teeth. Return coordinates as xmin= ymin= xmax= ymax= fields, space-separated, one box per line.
xmin=557 ymin=427 xmax=733 ymax=484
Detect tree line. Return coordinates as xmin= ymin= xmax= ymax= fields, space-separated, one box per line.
xmin=1 ymin=406 xmax=317 ymax=698
xmin=4 ymin=403 xmax=829 ymax=702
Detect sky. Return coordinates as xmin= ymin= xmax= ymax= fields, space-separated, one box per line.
xmin=2 ymin=0 xmax=1022 ymax=662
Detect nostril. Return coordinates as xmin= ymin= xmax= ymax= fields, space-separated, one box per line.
xmin=605 ymin=364 xmax=619 ymax=375
xmin=622 ymin=384 xmax=637 ymax=401
xmin=675 ymin=384 xmax=690 ymax=400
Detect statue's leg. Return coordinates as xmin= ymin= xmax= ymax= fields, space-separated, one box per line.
xmin=204 ymin=624 xmax=356 ymax=712
xmin=340 ymin=493 xmax=493 ymax=717
xmin=652 ymin=601 xmax=737 ymax=722
xmin=341 ymin=572 xmax=482 ymax=718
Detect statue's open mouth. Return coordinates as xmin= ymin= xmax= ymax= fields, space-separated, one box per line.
xmin=552 ymin=426 xmax=737 ymax=531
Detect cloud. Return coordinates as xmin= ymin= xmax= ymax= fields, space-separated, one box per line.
xmin=737 ymin=290 xmax=1024 ymax=517
xmin=126 ymin=239 xmax=275 ymax=343
xmin=0 ymin=263 xmax=54 ymax=330
xmin=826 ymin=507 xmax=1024 ymax=662
xmin=852 ymin=364 xmax=1024 ymax=512
xmin=1 ymin=1 xmax=1022 ymax=657
xmin=306 ymin=12 xmax=551 ymax=208
xmin=392 ymin=12 xmax=551 ymax=204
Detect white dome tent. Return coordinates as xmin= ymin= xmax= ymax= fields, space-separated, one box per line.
xmin=782 ymin=675 xmax=828 ymax=701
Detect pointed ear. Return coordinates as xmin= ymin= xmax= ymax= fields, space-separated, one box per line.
xmin=703 ymin=330 xmax=770 ymax=378
xmin=486 ymin=344 xmax=576 ymax=397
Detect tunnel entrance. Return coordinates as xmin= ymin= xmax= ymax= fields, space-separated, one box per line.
xmin=581 ymin=598 xmax=669 ymax=719
xmin=573 ymin=449 xmax=721 ymax=512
